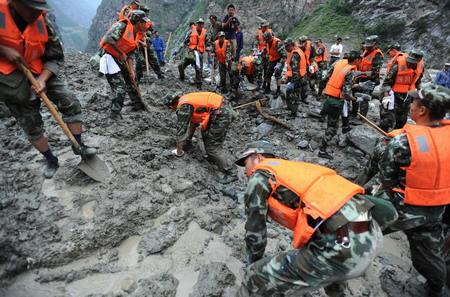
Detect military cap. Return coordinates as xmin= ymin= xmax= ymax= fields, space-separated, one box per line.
xmin=283 ymin=38 xmax=295 ymax=46
xmin=218 ymin=31 xmax=226 ymax=37
xmin=387 ymin=42 xmax=401 ymax=51
xmin=364 ymin=35 xmax=379 ymax=47
xmin=251 ymin=47 xmax=258 ymax=52
xmin=139 ymin=4 xmax=150 ymax=12
xmin=235 ymin=141 xmax=276 ymax=166
xmin=347 ymin=50 xmax=362 ymax=60
xmin=19 ymin=0 xmax=52 ymax=11
xmin=131 ymin=0 xmax=141 ymax=4
xmin=408 ymin=84 xmax=450 ymax=114
xmin=196 ymin=18 xmax=205 ymax=24
xmin=165 ymin=91 xmax=183 ymax=107
xmin=263 ymin=31 xmax=272 ymax=41
xmin=129 ymin=10 xmax=150 ymax=24
xmin=260 ymin=21 xmax=269 ymax=27
xmin=315 ymin=39 xmax=322 ymax=43
xmin=299 ymin=35 xmax=308 ymax=42
xmin=406 ymin=49 xmax=424 ymax=64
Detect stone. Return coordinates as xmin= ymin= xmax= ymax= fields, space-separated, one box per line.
xmin=346 ymin=125 xmax=380 ymax=155
xmin=297 ymin=140 xmax=309 ymax=149
xmin=189 ymin=262 xmax=235 ymax=297
xmin=121 ymin=278 xmax=138 ymax=293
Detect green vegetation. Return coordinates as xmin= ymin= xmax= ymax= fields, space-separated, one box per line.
xmin=365 ymin=20 xmax=406 ymax=41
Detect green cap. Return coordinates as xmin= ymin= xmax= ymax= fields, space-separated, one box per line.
xmin=260 ymin=21 xmax=269 ymax=27
xmin=235 ymin=141 xmax=276 ymax=166
xmin=347 ymin=50 xmax=362 ymax=60
xmin=263 ymin=31 xmax=272 ymax=41
xmin=283 ymin=38 xmax=295 ymax=46
xmin=20 ymin=0 xmax=52 ymax=11
xmin=165 ymin=91 xmax=182 ymax=106
xmin=129 ymin=10 xmax=151 ymax=24
xmin=387 ymin=42 xmax=401 ymax=51
xmin=406 ymin=49 xmax=424 ymax=64
xmin=364 ymin=35 xmax=379 ymax=47
xmin=315 ymin=39 xmax=322 ymax=43
xmin=139 ymin=4 xmax=150 ymax=12
xmin=218 ymin=31 xmax=225 ymax=37
xmin=408 ymin=84 xmax=450 ymax=115
xmin=299 ymin=35 xmax=308 ymax=42
xmin=131 ymin=0 xmax=141 ymax=4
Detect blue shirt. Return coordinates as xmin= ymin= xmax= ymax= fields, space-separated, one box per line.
xmin=152 ymin=37 xmax=166 ymax=51
xmin=434 ymin=69 xmax=450 ymax=88
xmin=236 ymin=31 xmax=244 ymax=51
xmin=221 ymin=14 xmax=240 ymax=40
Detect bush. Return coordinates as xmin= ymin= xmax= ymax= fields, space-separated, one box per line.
xmin=366 ymin=20 xmax=406 ymax=41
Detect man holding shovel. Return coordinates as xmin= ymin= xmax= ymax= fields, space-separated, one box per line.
xmin=0 ymin=0 xmax=97 ymax=179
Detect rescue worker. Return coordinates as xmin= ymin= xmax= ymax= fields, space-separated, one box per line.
xmin=118 ymin=0 xmax=139 ymax=20
xmin=282 ymin=38 xmax=308 ymax=115
xmin=351 ymin=35 xmax=383 ymax=122
xmin=385 ymin=42 xmax=405 ymax=75
xmin=178 ymin=18 xmax=209 ymax=90
xmin=315 ymin=39 xmax=328 ymax=95
xmin=238 ymin=51 xmax=263 ymax=98
xmin=252 ymin=21 xmax=272 ymax=88
xmin=263 ymin=31 xmax=287 ymax=97
xmin=318 ymin=51 xmax=375 ymax=159
xmin=166 ymin=92 xmax=238 ymax=184
xmin=380 ymin=50 xmax=424 ymax=132
xmin=378 ymin=84 xmax=450 ymax=297
xmin=297 ymin=36 xmax=317 ymax=93
xmin=100 ymin=10 xmax=150 ymax=119
xmin=211 ymin=31 xmax=232 ymax=94
xmin=0 ymin=0 xmax=96 ymax=178
xmin=235 ymin=140 xmax=387 ymax=297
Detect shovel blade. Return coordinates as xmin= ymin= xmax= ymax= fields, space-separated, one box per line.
xmin=77 ymin=155 xmax=109 ymax=182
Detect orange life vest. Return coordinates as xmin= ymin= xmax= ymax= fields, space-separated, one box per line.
xmin=386 ymin=128 xmax=404 ymax=138
xmin=315 ymin=44 xmax=328 ymax=63
xmin=358 ymin=49 xmax=383 ymax=77
xmin=188 ymin=27 xmax=207 ymax=53
xmin=252 ymin=159 xmax=364 ymax=249
xmin=266 ymin=37 xmax=283 ymax=62
xmin=324 ymin=60 xmax=356 ymax=99
xmin=100 ymin=19 xmax=137 ymax=59
xmin=409 ymin=59 xmax=425 ymax=91
xmin=302 ymin=41 xmax=313 ymax=66
xmin=214 ymin=39 xmax=229 ymax=64
xmin=119 ymin=5 xmax=134 ymax=20
xmin=136 ymin=21 xmax=153 ymax=43
xmin=177 ymin=92 xmax=223 ymax=131
xmin=386 ymin=52 xmax=405 ymax=74
xmin=238 ymin=56 xmax=255 ymax=76
xmin=392 ymin=121 xmax=450 ymax=206
xmin=392 ymin=56 xmax=418 ymax=93
xmin=257 ymin=28 xmax=272 ymax=51
xmin=285 ymin=49 xmax=306 ymax=78
xmin=0 ymin=1 xmax=48 ymax=75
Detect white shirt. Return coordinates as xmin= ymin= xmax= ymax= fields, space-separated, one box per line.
xmin=330 ymin=43 xmax=343 ymax=58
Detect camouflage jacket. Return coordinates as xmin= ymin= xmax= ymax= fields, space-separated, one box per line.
xmin=316 ymin=45 xmax=325 ymax=60
xmin=324 ymin=62 xmax=356 ymax=101
xmin=102 ymin=21 xmax=136 ymax=59
xmin=267 ymin=40 xmax=287 ymax=62
xmin=239 ymin=58 xmax=263 ymax=81
xmin=382 ymin=63 xmax=423 ymax=93
xmin=244 ymin=169 xmax=373 ymax=263
xmin=213 ymin=40 xmax=232 ymax=63
xmin=287 ymin=51 xmax=303 ymax=83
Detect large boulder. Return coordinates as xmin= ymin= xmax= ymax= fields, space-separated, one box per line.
xmin=346 ymin=125 xmax=381 ymax=155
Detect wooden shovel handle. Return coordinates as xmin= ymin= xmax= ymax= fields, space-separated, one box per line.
xmin=233 ymin=98 xmax=268 ymax=109
xmin=357 ymin=112 xmax=387 ymax=136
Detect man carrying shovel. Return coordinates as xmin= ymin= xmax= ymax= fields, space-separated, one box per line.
xmin=0 ymin=0 xmax=97 ymax=179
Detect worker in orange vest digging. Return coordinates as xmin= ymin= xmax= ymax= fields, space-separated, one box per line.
xmin=235 ymin=140 xmax=391 ymax=297
xmin=165 ymin=91 xmax=238 ymax=184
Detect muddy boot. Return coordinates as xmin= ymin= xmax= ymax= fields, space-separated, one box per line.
xmin=72 ymin=144 xmax=97 ymax=157
xmin=131 ymin=103 xmax=144 ymax=112
xmin=342 ymin=126 xmax=352 ymax=134
xmin=264 ymin=85 xmax=271 ymax=94
xmin=320 ymin=114 xmax=326 ymax=122
xmin=318 ymin=150 xmax=333 ymax=160
xmin=43 ymin=160 xmax=59 ymax=179
xmin=157 ymin=73 xmax=165 ymax=79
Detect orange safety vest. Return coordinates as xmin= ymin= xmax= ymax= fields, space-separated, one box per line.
xmin=238 ymin=56 xmax=255 ymax=75
xmin=214 ymin=39 xmax=229 ymax=63
xmin=266 ymin=37 xmax=283 ymax=62
xmin=315 ymin=44 xmax=328 ymax=63
xmin=392 ymin=56 xmax=418 ymax=93
xmin=358 ymin=49 xmax=384 ymax=76
xmin=252 ymin=159 xmax=364 ymax=249
xmin=188 ymin=27 xmax=207 ymax=53
xmin=136 ymin=21 xmax=153 ymax=43
xmin=257 ymin=28 xmax=272 ymax=51
xmin=392 ymin=121 xmax=450 ymax=206
xmin=285 ymin=49 xmax=306 ymax=78
xmin=0 ymin=1 xmax=48 ymax=75
xmin=176 ymin=92 xmax=223 ymax=131
xmin=386 ymin=52 xmax=405 ymax=74
xmin=410 ymin=59 xmax=425 ymax=91
xmin=303 ymin=41 xmax=313 ymax=66
xmin=324 ymin=60 xmax=356 ymax=99
xmin=119 ymin=5 xmax=134 ymax=20
xmin=100 ymin=19 xmax=137 ymax=59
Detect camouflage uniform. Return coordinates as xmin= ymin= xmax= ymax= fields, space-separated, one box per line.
xmin=175 ymin=104 xmax=237 ymax=175
xmin=239 ymin=57 xmax=263 ymax=85
xmin=213 ymin=40 xmax=232 ymax=93
xmin=238 ymin=169 xmax=383 ymax=297
xmin=252 ymin=31 xmax=270 ymax=83
xmin=178 ymin=28 xmax=209 ymax=88
xmin=319 ymin=63 xmax=355 ymax=151
xmin=379 ymin=63 xmax=422 ymax=132
xmin=0 ymin=13 xmax=83 ymax=140
xmin=101 ymin=21 xmax=142 ymax=113
xmin=378 ymin=127 xmax=448 ymax=295
xmin=286 ymin=51 xmax=308 ymax=114
xmin=315 ymin=45 xmax=328 ymax=93
xmin=266 ymin=40 xmax=287 ymax=81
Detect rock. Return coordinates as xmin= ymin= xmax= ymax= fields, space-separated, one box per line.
xmin=134 ymin=274 xmax=178 ymax=297
xmin=138 ymin=226 xmax=179 ymax=256
xmin=121 ymin=278 xmax=138 ymax=293
xmin=189 ymin=262 xmax=235 ymax=297
xmin=297 ymin=140 xmax=309 ymax=149
xmin=256 ymin=122 xmax=273 ymax=138
xmin=346 ymin=125 xmax=380 ymax=155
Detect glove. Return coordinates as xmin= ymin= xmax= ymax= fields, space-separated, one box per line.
xmin=241 ymin=82 xmax=247 ymax=88
xmin=356 ymin=96 xmax=364 ymax=103
xmin=171 ymin=149 xmax=185 ymax=157
xmin=274 ymin=63 xmax=282 ymax=72
xmin=355 ymin=70 xmax=363 ymax=76
xmin=308 ymin=66 xmax=315 ymax=73
xmin=382 ymin=96 xmax=391 ymax=109
xmin=365 ymin=71 xmax=373 ymax=77
xmin=287 ymin=82 xmax=295 ymax=91
xmin=359 ymin=81 xmax=376 ymax=91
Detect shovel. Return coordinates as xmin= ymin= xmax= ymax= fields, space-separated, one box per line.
xmin=20 ymin=65 xmax=109 ymax=182
xmin=357 ymin=112 xmax=387 ymax=136
xmin=125 ymin=60 xmax=149 ymax=111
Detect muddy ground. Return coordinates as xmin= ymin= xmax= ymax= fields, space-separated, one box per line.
xmin=0 ymin=53 xmax=435 ymax=296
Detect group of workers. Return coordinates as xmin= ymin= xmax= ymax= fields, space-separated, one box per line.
xmin=0 ymin=0 xmax=449 ymax=297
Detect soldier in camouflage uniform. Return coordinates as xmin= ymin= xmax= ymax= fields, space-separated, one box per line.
xmin=252 ymin=22 xmax=272 ymax=91
xmin=166 ymin=92 xmax=238 ymax=184
xmin=377 ymin=85 xmax=450 ymax=297
xmin=0 ymin=0 xmax=96 ymax=179
xmin=211 ymin=31 xmax=232 ymax=94
xmin=263 ymin=31 xmax=287 ymax=97
xmin=379 ymin=49 xmax=424 ymax=132
xmin=282 ymin=38 xmax=308 ymax=115
xmin=234 ymin=141 xmax=388 ymax=297
xmin=315 ymin=39 xmax=328 ymax=95
xmin=100 ymin=10 xmax=150 ymax=119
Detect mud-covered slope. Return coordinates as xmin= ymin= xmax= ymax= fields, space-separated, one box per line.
xmin=0 ymin=53 xmax=434 ymax=296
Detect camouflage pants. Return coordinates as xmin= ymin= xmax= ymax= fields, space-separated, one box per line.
xmin=218 ymin=62 xmax=229 ymax=92
xmin=316 ymin=61 xmax=327 ymax=93
xmin=178 ymin=50 xmax=203 ymax=87
xmin=320 ymin=96 xmax=344 ymax=149
xmin=237 ymin=221 xmax=382 ymax=297
xmin=266 ymin=59 xmax=283 ymax=80
xmin=5 ymin=75 xmax=83 ymax=140
xmin=136 ymin=47 xmax=162 ymax=82
xmin=351 ymin=77 xmax=374 ymax=117
xmin=261 ymin=52 xmax=269 ymax=79
xmin=379 ymin=93 xmax=410 ymax=133
xmin=286 ymin=77 xmax=308 ymax=114
xmin=105 ymin=60 xmax=141 ymax=113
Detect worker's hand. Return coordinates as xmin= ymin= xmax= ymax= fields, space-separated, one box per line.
xmin=287 ymin=82 xmax=295 ymax=91
xmin=382 ymin=96 xmax=391 ymax=109
xmin=358 ymin=80 xmax=375 ymax=91
xmin=0 ymin=45 xmax=28 ymax=68
xmin=355 ymin=96 xmax=364 ymax=103
xmin=308 ymin=65 xmax=315 ymax=73
xmin=119 ymin=52 xmax=127 ymax=61
xmin=32 ymin=76 xmax=47 ymax=96
xmin=280 ymin=78 xmax=287 ymax=84
xmin=171 ymin=149 xmax=185 ymax=157
xmin=354 ymin=70 xmax=363 ymax=76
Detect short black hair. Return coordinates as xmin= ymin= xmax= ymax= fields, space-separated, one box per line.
xmin=189 ymin=22 xmax=195 ymax=26
xmin=209 ymin=15 xmax=217 ymax=20
xmin=336 ymin=37 xmax=342 ymax=41
xmin=167 ymin=95 xmax=182 ymax=108
xmin=414 ymin=97 xmax=448 ymax=120
xmin=155 ymin=31 xmax=159 ymax=34
xmin=227 ymin=4 xmax=235 ymax=10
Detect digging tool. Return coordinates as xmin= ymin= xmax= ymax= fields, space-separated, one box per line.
xmin=211 ymin=56 xmax=215 ymax=85
xmin=164 ymin=32 xmax=172 ymax=59
xmin=125 ymin=60 xmax=149 ymax=111
xmin=143 ymin=36 xmax=150 ymax=77
xmin=20 ymin=65 xmax=109 ymax=182
xmin=357 ymin=112 xmax=387 ymax=136
xmin=255 ymin=100 xmax=290 ymax=129
xmin=234 ymin=98 xmax=268 ymax=109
